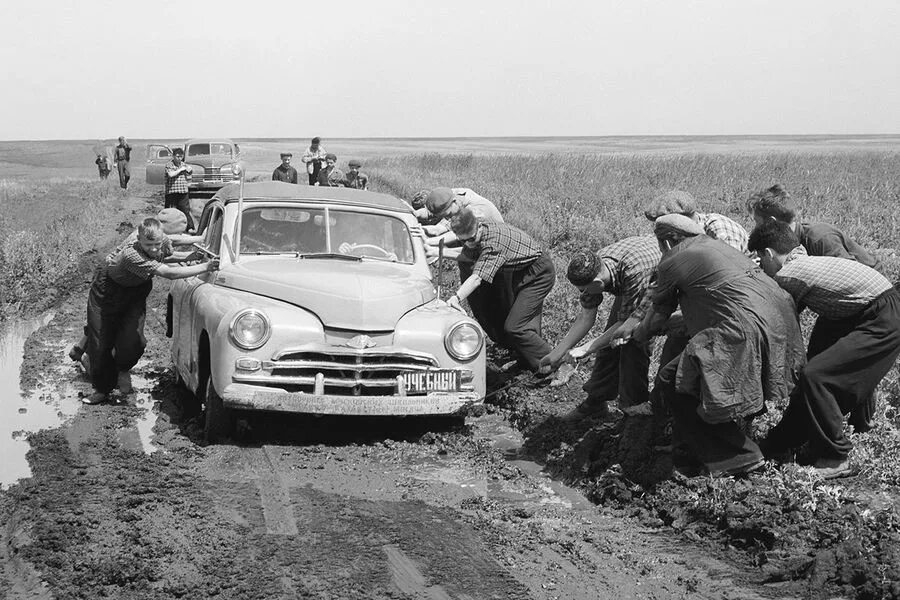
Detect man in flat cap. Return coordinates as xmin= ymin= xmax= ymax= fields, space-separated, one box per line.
xmin=644 ymin=190 xmax=748 ymax=253
xmin=343 ymin=159 xmax=368 ymax=190
xmin=317 ymin=153 xmax=345 ymax=187
xmin=540 ymin=236 xmax=662 ymax=419
xmin=272 ymin=152 xmax=299 ymax=184
xmin=627 ymin=214 xmax=804 ymax=478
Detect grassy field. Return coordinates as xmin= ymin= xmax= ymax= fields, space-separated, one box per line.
xmin=3 ymin=140 xmax=900 ymax=598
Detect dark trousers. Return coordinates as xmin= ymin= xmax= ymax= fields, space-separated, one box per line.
xmin=165 ymin=192 xmax=194 ymax=231
xmin=308 ymin=162 xmax=321 ymax=186
xmin=653 ymin=354 xmax=763 ymax=474
xmin=765 ymin=289 xmax=900 ymax=459
xmin=98 ymin=169 xmax=110 ymax=180
xmin=117 ymin=160 xmax=130 ymax=189
xmin=582 ymin=296 xmax=652 ymax=407
xmin=459 ymin=261 xmax=515 ymax=350
xmin=85 ymin=267 xmax=152 ymax=393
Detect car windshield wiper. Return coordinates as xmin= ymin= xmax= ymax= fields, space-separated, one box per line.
xmin=299 ymin=253 xmax=362 ymax=262
xmin=241 ymin=251 xmax=300 ymax=256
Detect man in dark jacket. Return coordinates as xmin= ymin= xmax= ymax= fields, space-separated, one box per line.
xmin=114 ymin=136 xmax=132 ymax=189
xmin=272 ymin=152 xmax=299 ymax=184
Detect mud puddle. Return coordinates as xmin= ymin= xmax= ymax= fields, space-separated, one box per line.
xmin=0 ymin=313 xmax=82 ymax=489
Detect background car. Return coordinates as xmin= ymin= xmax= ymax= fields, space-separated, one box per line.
xmin=167 ymin=181 xmax=487 ymax=441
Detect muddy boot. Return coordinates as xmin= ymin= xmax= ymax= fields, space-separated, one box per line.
xmin=562 ymin=399 xmax=609 ymax=423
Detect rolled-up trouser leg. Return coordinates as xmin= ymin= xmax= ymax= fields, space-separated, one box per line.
xmin=503 ymin=254 xmax=555 ymax=371
xmin=655 ymin=354 xmax=763 ymax=474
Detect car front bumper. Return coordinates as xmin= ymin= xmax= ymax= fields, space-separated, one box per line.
xmin=222 ymin=383 xmax=483 ymax=416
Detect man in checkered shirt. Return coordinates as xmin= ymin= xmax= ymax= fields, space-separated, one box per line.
xmin=539 ymin=236 xmax=661 ymax=419
xmin=644 ymin=190 xmax=748 ymax=253
xmin=447 ymin=208 xmax=555 ymax=374
xmin=164 ymin=148 xmax=194 ymax=232
xmin=749 ymin=220 xmax=900 ymax=479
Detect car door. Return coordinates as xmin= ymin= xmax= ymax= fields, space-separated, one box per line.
xmin=145 ymin=144 xmax=172 ymax=185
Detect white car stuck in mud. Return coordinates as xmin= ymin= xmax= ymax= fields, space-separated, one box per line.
xmin=167 ymin=181 xmax=486 ymax=441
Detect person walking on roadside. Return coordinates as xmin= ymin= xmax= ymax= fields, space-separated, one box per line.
xmin=343 ymin=159 xmax=368 ymax=189
xmin=95 ymin=153 xmax=111 ymax=179
xmin=317 ymin=153 xmax=345 ymax=187
xmin=164 ymin=148 xmax=195 ymax=232
xmin=82 ymin=217 xmax=217 ymax=406
xmin=747 ymin=183 xmax=885 ymax=431
xmin=272 ymin=152 xmax=299 ymax=184
xmin=301 ymin=137 xmax=326 ymax=185
xmin=629 ymin=215 xmax=804 ymax=478
xmin=749 ymin=220 xmax=900 ymax=479
xmin=539 ymin=237 xmax=662 ymax=419
xmin=447 ymin=208 xmax=555 ymax=375
xmin=114 ymin=136 xmax=132 ymax=190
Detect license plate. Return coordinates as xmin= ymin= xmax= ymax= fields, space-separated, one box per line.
xmin=403 ymin=370 xmax=460 ymax=394
xmin=205 ymin=178 xmax=223 ymax=184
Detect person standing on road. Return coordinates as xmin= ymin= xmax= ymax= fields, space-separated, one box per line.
xmin=301 ymin=137 xmax=327 ymax=185
xmin=539 ymin=237 xmax=662 ymax=419
xmin=447 ymin=208 xmax=555 ymax=376
xmin=114 ymin=136 xmax=132 ymax=190
xmin=272 ymin=152 xmax=299 ymax=184
xmin=342 ymin=159 xmax=368 ymax=189
xmin=317 ymin=153 xmax=345 ymax=187
xmin=164 ymin=148 xmax=195 ymax=232
xmin=95 ymin=153 xmax=111 ymax=179
xmin=82 ymin=217 xmax=217 ymax=406
xmin=749 ymin=220 xmax=900 ymax=479
xmin=747 ymin=183 xmax=885 ymax=431
xmin=629 ymin=215 xmax=804 ymax=478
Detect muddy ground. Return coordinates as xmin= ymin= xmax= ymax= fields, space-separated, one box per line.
xmin=0 ymin=191 xmax=878 ymax=599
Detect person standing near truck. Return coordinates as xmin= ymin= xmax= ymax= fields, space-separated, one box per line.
xmin=164 ymin=148 xmax=194 ymax=232
xmin=114 ymin=136 xmax=132 ymax=190
xmin=301 ymin=137 xmax=327 ymax=185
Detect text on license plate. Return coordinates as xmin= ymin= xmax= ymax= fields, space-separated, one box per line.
xmin=403 ymin=370 xmax=460 ymax=394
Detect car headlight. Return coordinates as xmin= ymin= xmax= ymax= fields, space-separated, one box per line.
xmin=444 ymin=322 xmax=483 ymax=362
xmin=229 ymin=309 xmax=271 ymax=350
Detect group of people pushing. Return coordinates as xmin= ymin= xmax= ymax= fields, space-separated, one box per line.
xmin=419 ymin=184 xmax=899 ymax=480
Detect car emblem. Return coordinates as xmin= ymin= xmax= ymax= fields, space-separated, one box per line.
xmin=346 ymin=335 xmax=376 ymax=349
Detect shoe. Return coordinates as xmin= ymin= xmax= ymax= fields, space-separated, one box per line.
xmin=720 ymin=458 xmax=766 ymax=477
xmin=561 ymin=400 xmax=609 ymax=423
xmin=811 ymin=457 xmax=852 ymax=479
xmin=117 ymin=371 xmax=133 ymax=394
xmin=68 ymin=345 xmax=84 ymax=362
xmin=549 ymin=363 xmax=576 ymax=388
xmin=758 ymin=438 xmax=795 ymax=464
xmin=82 ymin=391 xmax=108 ymax=405
xmin=621 ymin=402 xmax=654 ymax=417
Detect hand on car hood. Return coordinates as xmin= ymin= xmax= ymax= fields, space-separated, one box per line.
xmin=218 ymin=259 xmax=436 ymax=331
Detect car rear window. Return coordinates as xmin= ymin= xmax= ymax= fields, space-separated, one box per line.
xmin=187 ymin=143 xmax=233 ymax=158
xmin=239 ymin=206 xmax=414 ymax=263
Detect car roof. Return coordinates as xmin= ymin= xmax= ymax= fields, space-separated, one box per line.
xmin=185 ymin=138 xmax=236 ymax=145
xmin=217 ymin=181 xmax=413 ymax=213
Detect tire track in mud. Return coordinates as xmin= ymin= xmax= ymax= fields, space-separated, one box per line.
xmin=241 ymin=446 xmax=299 ymax=535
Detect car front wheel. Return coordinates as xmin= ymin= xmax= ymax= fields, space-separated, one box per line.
xmin=204 ymin=381 xmax=235 ymax=443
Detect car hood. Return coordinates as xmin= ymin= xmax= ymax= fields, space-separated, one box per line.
xmin=217 ymin=259 xmax=436 ymax=331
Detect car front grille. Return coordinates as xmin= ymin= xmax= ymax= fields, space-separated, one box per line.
xmin=234 ymin=346 xmax=440 ymax=396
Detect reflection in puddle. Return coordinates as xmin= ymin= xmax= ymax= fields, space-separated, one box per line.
xmin=130 ymin=365 xmax=159 ymax=455
xmin=0 ymin=313 xmax=80 ymax=489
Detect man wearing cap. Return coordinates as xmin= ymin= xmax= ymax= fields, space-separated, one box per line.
xmin=272 ymin=153 xmax=299 ymax=184
xmin=424 ymin=187 xmax=504 ymax=244
xmin=164 ymin=148 xmax=194 ymax=232
xmin=113 ymin=136 xmax=132 ymax=190
xmin=539 ymin=237 xmax=661 ymax=419
xmin=301 ymin=137 xmax=326 ymax=185
xmin=317 ymin=153 xmax=345 ymax=187
xmin=644 ymin=190 xmax=748 ymax=253
xmin=343 ymin=159 xmax=368 ymax=190
xmin=448 ymin=208 xmax=555 ymax=374
xmin=630 ymin=214 xmax=804 ymax=477
xmin=749 ymin=220 xmax=900 ymax=478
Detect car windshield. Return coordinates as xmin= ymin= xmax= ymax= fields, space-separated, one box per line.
xmin=187 ymin=143 xmax=233 ymax=157
xmin=239 ymin=206 xmax=415 ymax=263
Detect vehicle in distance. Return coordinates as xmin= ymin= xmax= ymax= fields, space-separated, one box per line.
xmin=146 ymin=138 xmax=243 ymax=199
xmin=167 ymin=181 xmax=487 ymax=440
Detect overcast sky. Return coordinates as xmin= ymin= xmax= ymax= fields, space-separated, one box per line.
xmin=2 ymin=0 xmax=899 ymax=140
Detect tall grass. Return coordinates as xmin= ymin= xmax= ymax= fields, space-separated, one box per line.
xmin=0 ymin=178 xmax=126 ymax=318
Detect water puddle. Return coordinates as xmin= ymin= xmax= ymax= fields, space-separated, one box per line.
xmin=130 ymin=364 xmax=159 ymax=455
xmin=0 ymin=313 xmax=81 ymax=489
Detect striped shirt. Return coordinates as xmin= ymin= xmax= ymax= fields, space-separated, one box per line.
xmin=775 ymin=246 xmax=892 ymax=319
xmin=579 ymin=236 xmax=661 ymax=321
xmin=107 ymin=240 xmax=174 ymax=287
xmin=165 ymin=161 xmax=191 ymax=194
xmin=470 ymin=221 xmax=543 ymax=283
xmin=698 ymin=212 xmax=748 ymax=253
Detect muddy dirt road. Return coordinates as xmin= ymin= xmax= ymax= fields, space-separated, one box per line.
xmin=1 ymin=198 xmax=797 ymax=599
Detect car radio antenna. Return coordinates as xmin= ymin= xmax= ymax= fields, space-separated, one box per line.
xmin=436 ymin=238 xmax=444 ymax=300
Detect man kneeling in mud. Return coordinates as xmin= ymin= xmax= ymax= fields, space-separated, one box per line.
xmin=82 ymin=217 xmax=217 ymax=405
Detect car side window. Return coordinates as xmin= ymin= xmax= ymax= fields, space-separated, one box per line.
xmin=205 ymin=208 xmax=224 ymax=255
